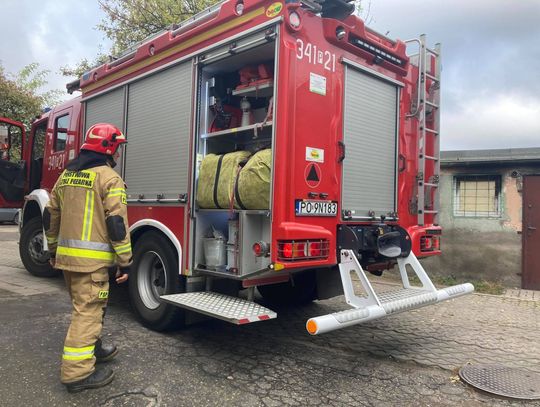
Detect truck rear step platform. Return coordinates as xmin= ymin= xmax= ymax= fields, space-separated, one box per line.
xmin=306 ymin=249 xmax=474 ymax=335
xmin=160 ymin=292 xmax=277 ymax=325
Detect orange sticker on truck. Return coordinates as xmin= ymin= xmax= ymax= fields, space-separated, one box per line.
xmin=266 ymin=2 xmax=283 ymax=18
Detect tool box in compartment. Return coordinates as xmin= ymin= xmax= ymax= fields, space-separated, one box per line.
xmin=194 ymin=210 xmax=271 ymax=276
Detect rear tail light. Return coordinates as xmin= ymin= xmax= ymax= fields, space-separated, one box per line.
xmin=282 ymin=242 xmax=293 ymax=258
xmin=293 ymin=242 xmax=306 ymax=257
xmin=278 ymin=239 xmax=329 ymax=261
xmin=252 ymin=241 xmax=270 ymax=257
xmin=420 ymin=236 xmax=440 ymax=252
xmin=308 ymin=241 xmax=321 ymax=257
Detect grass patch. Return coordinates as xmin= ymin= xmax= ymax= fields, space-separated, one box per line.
xmin=388 ymin=274 xmax=506 ymax=295
xmin=468 ymin=280 xmax=506 ymax=295
xmin=431 ymin=276 xmax=505 ymax=295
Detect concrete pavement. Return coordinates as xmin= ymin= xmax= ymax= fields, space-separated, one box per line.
xmin=0 ymin=224 xmax=538 ymax=406
xmin=0 ymin=226 xmax=64 ymax=297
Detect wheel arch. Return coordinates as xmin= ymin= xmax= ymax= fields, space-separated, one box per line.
xmin=21 ymin=189 xmax=50 ymax=249
xmin=21 ymin=189 xmax=50 ymax=223
xmin=129 ymin=219 xmax=183 ymax=275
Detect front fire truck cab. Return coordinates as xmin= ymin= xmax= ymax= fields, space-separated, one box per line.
xmin=15 ymin=98 xmax=82 ymax=277
xmin=19 ymin=0 xmax=473 ymax=334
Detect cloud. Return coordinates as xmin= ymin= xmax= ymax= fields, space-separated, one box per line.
xmin=2 ymin=0 xmax=539 ymax=149
xmin=443 ymin=95 xmax=540 ymax=149
xmin=368 ymin=0 xmax=540 ymax=149
xmin=1 ymin=0 xmax=110 ymax=100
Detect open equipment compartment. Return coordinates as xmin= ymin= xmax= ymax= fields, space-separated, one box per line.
xmin=191 ymin=28 xmax=277 ymax=278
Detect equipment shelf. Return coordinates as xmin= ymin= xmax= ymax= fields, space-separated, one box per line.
xmin=231 ymin=80 xmax=273 ymax=98
xmin=200 ymin=121 xmax=272 ymax=139
xmin=193 ymin=265 xmax=270 ymax=280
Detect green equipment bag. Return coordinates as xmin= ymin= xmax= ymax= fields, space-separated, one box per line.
xmin=235 ymin=149 xmax=272 ymax=210
xmin=197 ymin=151 xmax=252 ymax=209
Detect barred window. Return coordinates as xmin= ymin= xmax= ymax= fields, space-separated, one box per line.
xmin=453 ymin=175 xmax=501 ymax=217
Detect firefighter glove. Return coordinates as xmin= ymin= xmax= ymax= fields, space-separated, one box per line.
xmin=118 ymin=266 xmax=130 ymax=276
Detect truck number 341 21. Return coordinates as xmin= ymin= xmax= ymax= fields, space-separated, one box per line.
xmin=296 ymin=39 xmax=336 ymax=72
xmin=48 ymin=154 xmax=65 ymax=171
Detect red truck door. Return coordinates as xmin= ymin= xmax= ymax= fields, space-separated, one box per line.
xmin=0 ymin=118 xmax=26 ymax=209
xmin=26 ymin=118 xmax=49 ymax=192
xmin=42 ymin=106 xmax=73 ymax=189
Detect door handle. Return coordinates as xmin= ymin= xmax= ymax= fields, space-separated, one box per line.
xmin=398 ymin=154 xmax=406 ymax=172
xmin=527 ymin=226 xmax=537 ymax=231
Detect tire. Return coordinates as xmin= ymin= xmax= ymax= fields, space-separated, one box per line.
xmin=129 ymin=231 xmax=185 ymax=331
xmin=19 ymin=217 xmax=57 ymax=278
xmin=258 ymin=270 xmax=317 ymax=306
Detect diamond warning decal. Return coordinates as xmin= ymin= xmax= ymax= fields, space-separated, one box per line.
xmin=305 ymin=163 xmax=321 ymax=188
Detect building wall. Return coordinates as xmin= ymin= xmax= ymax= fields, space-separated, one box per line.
xmin=422 ymin=164 xmax=539 ymax=287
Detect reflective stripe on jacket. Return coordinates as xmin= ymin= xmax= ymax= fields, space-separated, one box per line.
xmin=45 ymin=165 xmax=132 ymax=273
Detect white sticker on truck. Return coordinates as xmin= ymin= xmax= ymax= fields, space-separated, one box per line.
xmin=309 ymin=72 xmax=326 ymax=96
xmin=306 ymin=147 xmax=324 ymax=163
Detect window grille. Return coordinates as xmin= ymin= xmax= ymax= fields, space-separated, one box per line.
xmin=453 ymin=175 xmax=501 ymax=217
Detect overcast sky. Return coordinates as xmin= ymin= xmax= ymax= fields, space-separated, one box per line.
xmin=1 ymin=0 xmax=539 ymax=151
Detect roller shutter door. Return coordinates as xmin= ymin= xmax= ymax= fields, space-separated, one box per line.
xmin=124 ymin=61 xmax=193 ymax=200
xmin=342 ymin=65 xmax=399 ymax=219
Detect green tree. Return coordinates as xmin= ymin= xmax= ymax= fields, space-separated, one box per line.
xmin=98 ymin=0 xmax=217 ymax=53
xmin=0 ymin=62 xmax=61 ymax=128
xmin=61 ymin=0 xmax=370 ymax=79
xmin=61 ymin=0 xmax=218 ymax=78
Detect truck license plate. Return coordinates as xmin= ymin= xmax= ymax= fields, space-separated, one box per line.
xmin=295 ymin=200 xmax=337 ymax=216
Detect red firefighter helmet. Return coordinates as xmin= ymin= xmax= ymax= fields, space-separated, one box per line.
xmin=81 ymin=123 xmax=127 ymax=155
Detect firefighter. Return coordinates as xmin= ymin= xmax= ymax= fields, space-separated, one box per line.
xmin=44 ymin=123 xmax=131 ymax=393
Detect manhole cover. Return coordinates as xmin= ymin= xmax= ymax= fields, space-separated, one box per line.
xmin=459 ymin=364 xmax=540 ymax=400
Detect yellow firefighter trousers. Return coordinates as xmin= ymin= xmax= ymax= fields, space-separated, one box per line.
xmin=61 ymin=267 xmax=109 ymax=383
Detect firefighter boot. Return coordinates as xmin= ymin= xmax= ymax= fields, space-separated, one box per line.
xmin=95 ymin=338 xmax=118 ymax=363
xmin=65 ymin=367 xmax=114 ymax=393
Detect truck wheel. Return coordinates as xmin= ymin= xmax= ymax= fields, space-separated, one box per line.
xmin=19 ymin=217 xmax=57 ymax=278
xmin=129 ymin=231 xmax=185 ymax=331
xmin=258 ymin=270 xmax=317 ymax=306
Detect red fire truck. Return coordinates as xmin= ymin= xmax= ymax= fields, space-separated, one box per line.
xmin=5 ymin=0 xmax=473 ymax=334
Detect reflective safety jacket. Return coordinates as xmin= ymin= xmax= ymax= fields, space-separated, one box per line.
xmin=45 ymin=165 xmax=132 ymax=273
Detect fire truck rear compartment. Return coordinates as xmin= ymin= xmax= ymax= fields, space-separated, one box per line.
xmin=191 ymin=30 xmax=276 ymax=279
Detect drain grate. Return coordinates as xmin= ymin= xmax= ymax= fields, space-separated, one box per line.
xmin=459 ymin=364 xmax=540 ymax=400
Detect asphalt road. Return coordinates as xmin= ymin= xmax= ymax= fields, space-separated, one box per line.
xmin=0 ymin=225 xmax=536 ymax=406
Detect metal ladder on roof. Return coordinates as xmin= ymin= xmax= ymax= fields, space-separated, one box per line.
xmin=406 ymin=35 xmax=441 ymax=226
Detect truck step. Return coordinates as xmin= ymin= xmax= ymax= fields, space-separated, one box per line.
xmin=378 ymin=288 xmax=437 ymax=313
xmin=160 ymin=292 xmax=277 ymax=325
xmin=306 ymin=250 xmax=474 ymax=335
